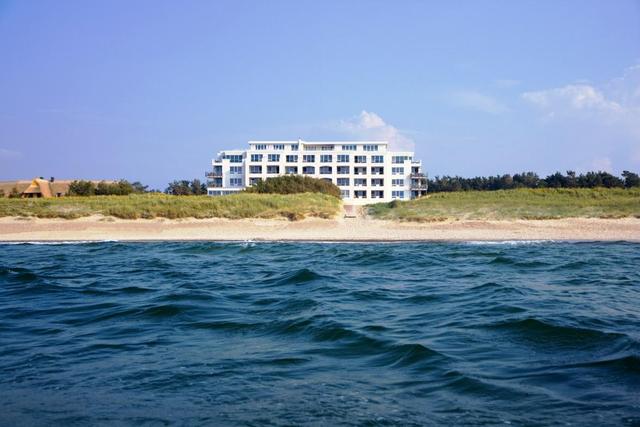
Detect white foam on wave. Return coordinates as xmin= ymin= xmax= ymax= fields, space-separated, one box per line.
xmin=464 ymin=240 xmax=557 ymax=245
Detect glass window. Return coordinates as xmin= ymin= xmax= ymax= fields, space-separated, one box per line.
xmin=392 ymin=156 xmax=410 ymax=163
xmin=354 ymin=155 xmax=367 ymax=163
xmin=273 ymin=144 xmax=285 ymax=150
xmin=250 ymin=154 xmax=263 ymax=162
xmin=320 ymin=166 xmax=332 ymax=174
xmin=286 ymin=155 xmax=298 ymax=162
xmin=337 ymin=166 xmax=349 ymax=174
xmin=249 ymin=165 xmax=262 ymax=174
xmin=340 ymin=189 xmax=350 ymax=198
xmin=303 ymin=155 xmax=315 ymax=163
xmin=267 ymin=165 xmax=279 ymax=174
xmin=354 ymin=178 xmax=367 ymax=186
xmin=337 ymin=154 xmax=349 ymax=163
xmin=303 ymin=166 xmax=315 ymax=174
xmin=249 ymin=177 xmax=262 ymax=185
xmin=371 ymin=155 xmax=384 ymax=163
xmin=363 ymin=145 xmax=378 ymax=151
xmin=320 ymin=155 xmax=332 ymax=163
xmin=229 ymin=178 xmax=243 ymax=187
xmin=337 ymin=178 xmax=349 ymax=186
xmin=285 ymin=166 xmax=298 ymax=174
xmin=229 ymin=166 xmax=242 ymax=174
xmin=291 ymin=144 xmax=299 ymax=151
xmin=392 ymin=179 xmax=404 ymax=186
xmin=341 ymin=145 xmax=356 ymax=151
xmin=224 ymin=154 xmax=243 ymax=163
xmin=254 ymin=144 xmax=267 ymax=150
xmin=268 ymin=154 xmax=280 ymax=162
xmin=392 ymin=167 xmax=405 ymax=175
xmin=392 ymin=190 xmax=405 ymax=199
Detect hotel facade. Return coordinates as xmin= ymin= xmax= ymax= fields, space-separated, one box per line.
xmin=206 ymin=140 xmax=427 ymax=204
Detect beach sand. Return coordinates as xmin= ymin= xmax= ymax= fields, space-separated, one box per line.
xmin=1 ymin=215 xmax=639 ymax=242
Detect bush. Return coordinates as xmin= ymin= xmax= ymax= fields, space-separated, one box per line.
xmin=95 ymin=180 xmax=135 ymax=196
xmin=68 ymin=180 xmax=96 ymax=196
xmin=245 ymin=175 xmax=341 ymax=198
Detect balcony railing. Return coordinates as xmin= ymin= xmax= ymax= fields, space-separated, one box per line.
xmin=205 ymin=171 xmax=223 ymax=178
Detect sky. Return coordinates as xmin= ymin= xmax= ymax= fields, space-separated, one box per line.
xmin=1 ymin=0 xmax=639 ymax=189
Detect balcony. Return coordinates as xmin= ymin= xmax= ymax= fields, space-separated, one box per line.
xmin=205 ymin=170 xmax=223 ymax=178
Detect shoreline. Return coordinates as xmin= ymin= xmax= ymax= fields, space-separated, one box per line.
xmin=1 ymin=215 xmax=639 ymax=242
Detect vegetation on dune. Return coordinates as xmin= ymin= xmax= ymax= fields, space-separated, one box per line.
xmin=244 ymin=175 xmax=342 ymax=198
xmin=69 ymin=180 xmax=148 ymax=196
xmin=0 ymin=193 xmax=341 ymax=221
xmin=428 ymin=170 xmax=640 ymax=192
xmin=369 ymin=188 xmax=640 ymax=221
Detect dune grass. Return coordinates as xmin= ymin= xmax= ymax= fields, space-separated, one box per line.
xmin=0 ymin=193 xmax=341 ymax=220
xmin=368 ymin=188 xmax=640 ymax=221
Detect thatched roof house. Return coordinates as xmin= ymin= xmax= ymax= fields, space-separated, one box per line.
xmin=0 ymin=178 xmax=103 ymax=198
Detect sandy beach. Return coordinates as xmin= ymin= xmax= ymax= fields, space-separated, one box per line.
xmin=1 ymin=215 xmax=639 ymax=242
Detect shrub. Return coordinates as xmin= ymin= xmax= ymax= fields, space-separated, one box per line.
xmin=68 ymin=180 xmax=96 ymax=196
xmin=245 ymin=175 xmax=341 ymax=198
xmin=95 ymin=180 xmax=135 ymax=196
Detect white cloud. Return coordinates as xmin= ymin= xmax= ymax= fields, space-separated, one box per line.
xmin=591 ymin=157 xmax=613 ymax=172
xmin=337 ymin=111 xmax=415 ymax=151
xmin=449 ymin=90 xmax=509 ymax=115
xmin=521 ymin=65 xmax=640 ymax=131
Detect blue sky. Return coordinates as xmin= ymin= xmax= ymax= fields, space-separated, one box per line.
xmin=1 ymin=0 xmax=639 ymax=189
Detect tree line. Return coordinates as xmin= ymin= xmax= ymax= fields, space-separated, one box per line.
xmin=427 ymin=170 xmax=640 ymax=193
xmin=68 ymin=180 xmax=148 ymax=196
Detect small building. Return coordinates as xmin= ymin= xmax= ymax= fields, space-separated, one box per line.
xmin=1 ymin=178 xmax=84 ymax=198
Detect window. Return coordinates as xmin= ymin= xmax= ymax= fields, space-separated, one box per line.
xmin=254 ymin=144 xmax=267 ymax=150
xmin=224 ymin=154 xmax=243 ymax=163
xmin=286 ymin=155 xmax=298 ymax=162
xmin=320 ymin=154 xmax=332 ymax=163
xmin=229 ymin=166 xmax=242 ymax=174
xmin=268 ymin=154 xmax=280 ymax=162
xmin=337 ymin=166 xmax=349 ymax=174
xmin=250 ymin=177 xmax=262 ymax=185
xmin=337 ymin=178 xmax=349 ymax=186
xmin=392 ymin=190 xmax=405 ymax=199
xmin=354 ymin=167 xmax=366 ymax=175
xmin=371 ymin=190 xmax=384 ymax=199
xmin=337 ymin=154 xmax=349 ymax=163
xmin=249 ymin=165 xmax=262 ymax=174
xmin=267 ymin=165 xmax=279 ymax=174
xmin=250 ymin=154 xmax=263 ymax=162
xmin=340 ymin=190 xmax=350 ymax=198
xmin=363 ymin=145 xmax=378 ymax=151
xmin=320 ymin=166 xmax=332 ymax=174
xmin=291 ymin=144 xmax=299 ymax=151
xmin=392 ymin=156 xmax=410 ymax=164
xmin=354 ymin=155 xmax=367 ymax=163
xmin=371 ymin=179 xmax=383 ymax=186
xmin=342 ymin=145 xmax=356 ymax=151
xmin=303 ymin=155 xmax=315 ymax=163
xmin=273 ymin=144 xmax=285 ymax=150
xmin=392 ymin=167 xmax=405 ymax=175
xmin=354 ymin=190 xmax=367 ymax=199
xmin=392 ymin=179 xmax=404 ymax=186
xmin=303 ymin=166 xmax=315 ymax=174
xmin=354 ymin=178 xmax=367 ymax=186
xmin=285 ymin=166 xmax=298 ymax=174
xmin=230 ymin=178 xmax=243 ymax=187
xmin=371 ymin=167 xmax=384 ymax=175
xmin=371 ymin=155 xmax=384 ymax=163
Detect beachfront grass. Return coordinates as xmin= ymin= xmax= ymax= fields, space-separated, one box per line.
xmin=368 ymin=188 xmax=640 ymax=221
xmin=0 ymin=193 xmax=341 ymax=220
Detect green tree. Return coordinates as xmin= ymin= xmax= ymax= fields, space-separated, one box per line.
xmin=68 ymin=180 xmax=96 ymax=196
xmin=166 ymin=180 xmax=193 ymax=195
xmin=622 ymin=171 xmax=640 ymax=188
xmin=245 ymin=175 xmax=341 ymax=198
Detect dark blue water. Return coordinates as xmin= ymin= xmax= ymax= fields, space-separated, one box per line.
xmin=1 ymin=241 xmax=639 ymax=426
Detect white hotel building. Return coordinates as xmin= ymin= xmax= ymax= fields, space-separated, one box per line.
xmin=206 ymin=140 xmax=427 ymax=204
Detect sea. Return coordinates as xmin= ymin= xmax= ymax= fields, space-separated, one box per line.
xmin=0 ymin=241 xmax=638 ymax=426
